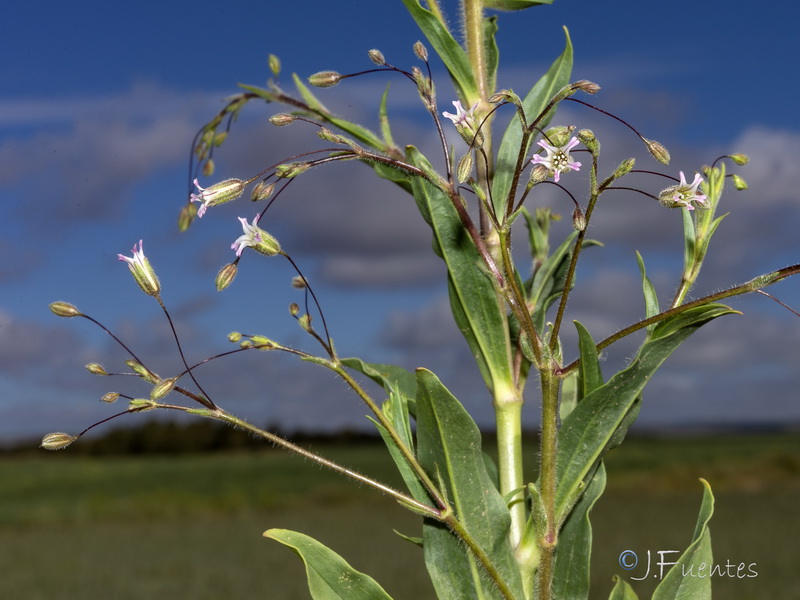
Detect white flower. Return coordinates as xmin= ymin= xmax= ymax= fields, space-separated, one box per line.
xmin=190 ymin=178 xmax=245 ymax=218
xmin=530 ymin=137 xmax=582 ymax=183
xmin=117 ymin=240 xmax=160 ymax=297
xmin=231 ymin=215 xmax=281 ymax=257
xmin=442 ymin=100 xmax=478 ymax=128
xmin=671 ymin=171 xmax=708 ymax=210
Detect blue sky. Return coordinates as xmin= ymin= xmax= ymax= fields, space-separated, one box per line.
xmin=2 ymin=0 xmax=800 ymax=440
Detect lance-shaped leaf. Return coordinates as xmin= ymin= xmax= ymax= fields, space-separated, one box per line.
xmin=636 ymin=252 xmax=660 ymax=334
xmin=406 ymin=146 xmax=513 ymax=392
xmin=485 ymin=0 xmax=554 ymax=9
xmin=651 ymin=479 xmax=715 ymax=600
xmin=491 ymin=28 xmax=572 ymax=216
xmin=400 ymin=0 xmax=478 ymax=102
xmin=416 ymin=369 xmax=524 ymax=600
xmin=554 ymin=304 xmax=736 ymax=525
xmin=264 ymin=528 xmax=394 ymax=600
xmin=608 ymin=575 xmax=639 ymax=600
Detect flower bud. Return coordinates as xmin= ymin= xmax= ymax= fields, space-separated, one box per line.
xmin=729 ymin=153 xmax=749 ymax=166
xmin=101 ymin=392 xmax=120 ymax=404
xmin=128 ymin=398 xmax=157 ymax=412
xmin=308 ymin=71 xmax=342 ymax=88
xmin=456 ymin=152 xmax=474 ymax=183
xmin=41 ymin=432 xmax=78 ymax=450
xmin=413 ymin=41 xmax=428 ymax=61
xmin=612 ymin=157 xmax=635 ymax=179
xmin=50 ymin=301 xmax=81 ymax=318
xmin=643 ymin=138 xmax=670 ymax=165
xmin=251 ymin=181 xmax=275 ymax=202
xmin=150 ymin=377 xmax=176 ymax=401
xmin=732 ymin=174 xmax=748 ymax=190
xmin=268 ymin=54 xmax=281 ymax=77
xmin=289 ymin=302 xmax=300 ymax=316
xmin=529 ymin=164 xmax=549 ymax=185
xmin=126 ymin=360 xmax=157 ymax=383
xmin=216 ymin=262 xmax=238 ymax=291
xmin=178 ymin=203 xmax=196 ymax=232
xmin=202 ymin=158 xmax=214 ymax=176
xmin=213 ymin=132 xmax=227 ymax=147
xmin=239 ymin=339 xmax=253 ymax=349
xmin=574 ymin=80 xmax=601 ymax=94
xmin=298 ymin=313 xmax=313 ymax=332
xmin=269 ymin=113 xmax=297 ymax=127
xmin=117 ymin=240 xmax=161 ymax=298
xmin=577 ymin=129 xmax=599 ymax=154
xmin=291 ymin=276 xmax=307 ymax=289
xmin=368 ymin=49 xmax=385 ymax=65
xmin=85 ymin=363 xmax=108 ymax=376
xmin=190 ymin=178 xmax=246 ymax=218
xmin=251 ymin=335 xmax=278 ymax=350
xmin=276 ymin=162 xmax=311 ymax=178
xmin=228 ymin=331 xmax=242 ymax=343
xmin=572 ymin=207 xmax=587 ymax=231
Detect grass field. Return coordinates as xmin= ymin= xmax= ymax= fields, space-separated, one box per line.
xmin=1 ymin=433 xmax=798 ymax=599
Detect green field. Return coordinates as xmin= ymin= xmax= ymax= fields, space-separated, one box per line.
xmin=2 ymin=433 xmax=798 ymax=599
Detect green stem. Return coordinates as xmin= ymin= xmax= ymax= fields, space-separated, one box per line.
xmin=494 ymin=383 xmax=526 ymax=547
xmin=536 ymin=364 xmax=559 ymax=600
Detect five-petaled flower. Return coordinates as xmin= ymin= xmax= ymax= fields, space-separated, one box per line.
xmin=231 ymin=215 xmax=282 ymax=257
xmin=442 ymin=100 xmax=477 ymax=128
xmin=672 ymin=171 xmax=708 ymax=210
xmin=190 ymin=178 xmax=245 ymax=218
xmin=118 ymin=240 xmax=160 ymax=297
xmin=530 ymin=137 xmax=582 ymax=183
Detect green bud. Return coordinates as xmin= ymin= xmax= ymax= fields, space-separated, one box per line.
xmin=729 ymin=153 xmax=749 ymax=166
xmin=289 ymin=303 xmax=300 ymax=316
xmin=643 ymin=138 xmax=670 ymax=165
xmin=456 ymin=152 xmax=474 ymax=183
xmin=101 ymin=392 xmax=120 ymax=404
xmin=529 ymin=164 xmax=549 ymax=185
xmin=213 ymin=132 xmax=227 ymax=147
xmin=291 ymin=276 xmax=307 ymax=289
xmin=40 ymin=432 xmax=78 ymax=450
xmin=268 ymin=54 xmax=281 ymax=78
xmin=573 ymin=80 xmax=601 ymax=94
xmin=732 ymin=174 xmax=748 ymax=190
xmin=543 ymin=126 xmax=573 ymax=148
xmin=150 ymin=377 xmax=176 ymax=401
xmin=298 ymin=313 xmax=312 ymax=332
xmin=413 ymin=41 xmax=428 ymax=61
xmin=216 ymin=262 xmax=238 ymax=291
xmin=239 ymin=339 xmax=253 ymax=349
xmin=577 ymin=129 xmax=599 ymax=154
xmin=126 ymin=360 xmax=157 ymax=383
xmin=228 ymin=331 xmax=242 ymax=343
xmin=128 ymin=398 xmax=157 ymax=412
xmin=202 ymin=158 xmax=214 ymax=177
xmin=276 ymin=162 xmax=311 ymax=178
xmin=251 ymin=335 xmax=278 ymax=350
xmin=612 ymin=157 xmax=636 ymax=179
xmin=178 ymin=203 xmax=197 ymax=232
xmin=572 ymin=207 xmax=587 ymax=232
xmin=269 ymin=113 xmax=297 ymax=127
xmin=85 ymin=363 xmax=108 ymax=376
xmin=308 ymin=71 xmax=342 ymax=88
xmin=251 ymin=181 xmax=275 ymax=202
xmin=49 ymin=301 xmax=81 ymax=318
xmin=368 ymin=49 xmax=385 ymax=65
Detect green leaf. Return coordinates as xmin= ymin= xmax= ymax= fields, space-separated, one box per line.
xmin=608 ymin=575 xmax=639 ymax=600
xmin=635 ymin=251 xmax=660 ymax=333
xmin=491 ymin=27 xmax=572 ymax=216
xmin=415 ymin=369 xmax=524 ymax=600
xmin=378 ymin=84 xmax=396 ymax=149
xmin=552 ymin=462 xmax=607 ymax=600
xmin=485 ymin=0 xmax=554 ymax=9
xmin=651 ymin=479 xmax=715 ymax=600
xmin=341 ymin=357 xmax=417 ymax=403
xmin=574 ymin=320 xmax=604 ymax=399
xmin=554 ymin=304 xmax=736 ymax=525
xmin=483 ymin=16 xmax=500 ymax=97
xmin=264 ymin=528 xmax=394 ymax=600
xmin=406 ymin=146 xmax=512 ymax=392
xmin=400 ymin=0 xmax=478 ymax=102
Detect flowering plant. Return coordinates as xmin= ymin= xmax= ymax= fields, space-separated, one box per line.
xmin=44 ymin=1 xmax=798 ymax=599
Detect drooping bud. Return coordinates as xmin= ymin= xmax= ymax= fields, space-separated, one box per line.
xmin=41 ymin=432 xmax=78 ymax=450
xmin=269 ymin=113 xmax=297 ymax=127
xmin=291 ymin=276 xmax=307 ymax=289
xmin=178 ymin=203 xmax=196 ymax=232
xmin=298 ymin=313 xmax=313 ymax=332
xmin=216 ymin=262 xmax=238 ymax=291
xmin=50 ymin=302 xmax=81 ymax=318
xmin=190 ymin=178 xmax=246 ymax=218
xmin=251 ymin=181 xmax=275 ymax=202
xmin=117 ymin=240 xmax=161 ymax=298
xmin=239 ymin=339 xmax=253 ymax=349
xmin=268 ymin=54 xmax=281 ymax=78
xmin=572 ymin=207 xmax=587 ymax=231
xmin=227 ymin=331 xmax=242 ymax=343
xmin=289 ymin=303 xmax=300 ymax=316
xmin=251 ymin=335 xmax=278 ymax=350
xmin=529 ymin=164 xmax=549 ymax=185
xmin=150 ymin=377 xmax=177 ymax=401
xmin=101 ymin=392 xmax=120 ymax=404
xmin=202 ymin=158 xmax=215 ymax=177
xmin=643 ymin=138 xmax=671 ymax=165
xmin=308 ymin=71 xmax=342 ymax=88
xmin=126 ymin=360 xmax=158 ymax=383
xmin=729 ymin=153 xmax=749 ymax=166
xmin=368 ymin=49 xmax=385 ymax=65
xmin=413 ymin=41 xmax=428 ymax=61
xmin=732 ymin=174 xmax=748 ymax=190
xmin=85 ymin=363 xmax=108 ymax=376
xmin=213 ymin=132 xmax=227 ymax=147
